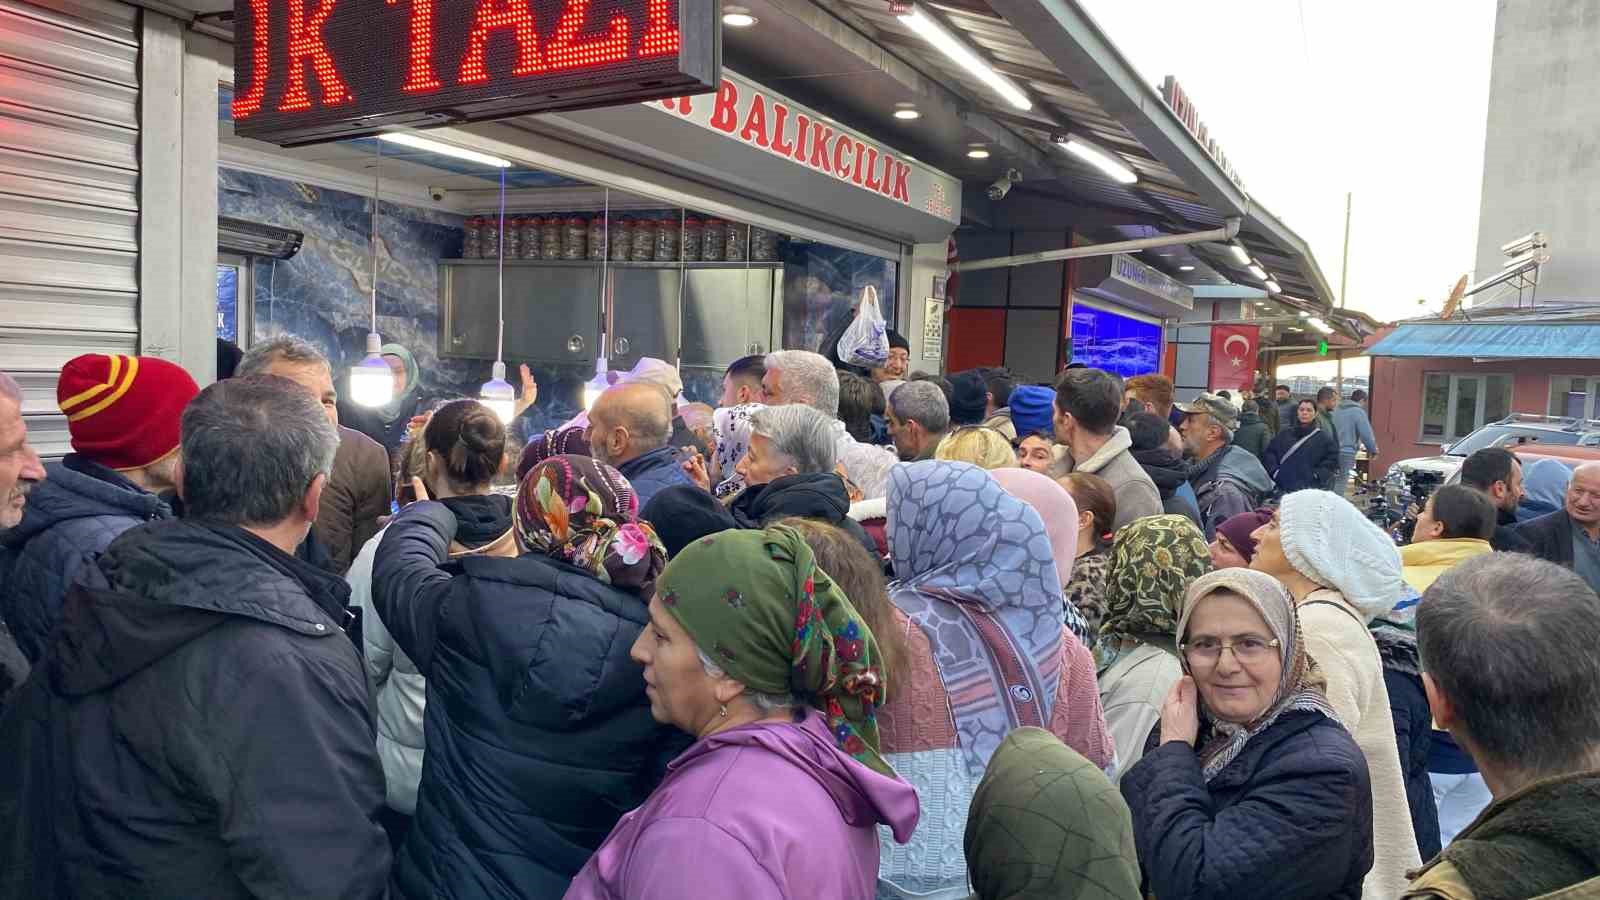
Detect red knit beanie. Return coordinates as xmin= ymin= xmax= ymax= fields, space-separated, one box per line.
xmin=57 ymin=354 xmax=200 ymax=470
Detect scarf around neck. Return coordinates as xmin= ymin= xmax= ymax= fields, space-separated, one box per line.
xmin=886 ymin=460 xmax=1065 ymax=775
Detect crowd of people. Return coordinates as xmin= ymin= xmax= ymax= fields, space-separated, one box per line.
xmin=0 ymin=341 xmax=1597 ymax=900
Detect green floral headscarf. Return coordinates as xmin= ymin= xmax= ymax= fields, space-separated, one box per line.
xmin=657 ymin=525 xmax=893 ymax=776
xmin=1096 ymin=514 xmax=1213 ymax=671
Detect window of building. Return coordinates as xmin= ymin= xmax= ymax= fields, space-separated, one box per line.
xmin=1419 ymin=372 xmax=1513 ymax=444
xmin=217 ymin=252 xmax=252 ymax=345
xmin=1548 ymin=376 xmax=1600 ymax=421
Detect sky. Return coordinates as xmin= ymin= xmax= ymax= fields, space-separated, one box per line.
xmin=1076 ymin=0 xmax=1499 ymax=329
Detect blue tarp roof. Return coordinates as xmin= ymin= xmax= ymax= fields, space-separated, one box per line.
xmin=1367 ymin=322 xmax=1600 ymax=358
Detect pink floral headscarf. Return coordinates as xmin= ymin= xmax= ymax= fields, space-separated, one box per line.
xmin=515 ymin=455 xmax=667 ymax=598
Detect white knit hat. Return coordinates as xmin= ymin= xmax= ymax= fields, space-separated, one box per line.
xmin=1278 ymin=489 xmax=1406 ymax=621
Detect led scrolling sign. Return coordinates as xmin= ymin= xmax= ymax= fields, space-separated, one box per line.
xmin=232 ymin=0 xmax=720 ymax=146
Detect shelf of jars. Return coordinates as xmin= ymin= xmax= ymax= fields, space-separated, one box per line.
xmin=459 ymin=213 xmax=784 ymax=265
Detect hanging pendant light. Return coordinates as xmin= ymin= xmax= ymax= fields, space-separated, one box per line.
xmin=479 ymin=167 xmax=517 ymax=422
xmin=351 ymin=145 xmax=394 ymax=408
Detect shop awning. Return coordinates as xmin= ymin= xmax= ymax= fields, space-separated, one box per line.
xmin=1367 ymin=322 xmax=1600 ymax=358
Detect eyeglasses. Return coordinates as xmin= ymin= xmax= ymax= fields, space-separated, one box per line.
xmin=1181 ymin=635 xmax=1280 ymax=666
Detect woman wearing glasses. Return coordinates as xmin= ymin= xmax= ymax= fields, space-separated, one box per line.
xmin=1120 ymin=569 xmax=1374 ymax=900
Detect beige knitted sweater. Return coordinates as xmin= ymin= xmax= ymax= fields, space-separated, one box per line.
xmin=1300 ymin=589 xmax=1421 ymax=900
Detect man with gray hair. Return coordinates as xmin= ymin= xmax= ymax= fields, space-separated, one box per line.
xmin=886 ymin=380 xmax=950 ymax=462
xmin=1403 ymin=553 xmax=1600 ymax=899
xmin=642 ymin=404 xmax=875 ymax=558
xmin=0 ymin=371 xmax=43 ymax=704
xmin=0 ymin=375 xmax=391 ymax=898
xmin=1175 ymin=391 xmax=1273 ymax=538
xmin=239 ymin=334 xmax=392 ymax=573
xmin=763 ymin=349 xmax=896 ymax=500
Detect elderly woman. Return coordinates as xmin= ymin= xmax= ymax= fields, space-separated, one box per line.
xmin=1121 ymin=569 xmax=1374 ymax=900
xmin=965 ymin=728 xmax=1142 ymax=900
xmin=565 ymin=526 xmax=920 ymax=899
xmin=1249 ymin=491 xmax=1420 ymax=898
xmin=1097 ymin=515 xmax=1215 ymax=776
xmin=934 ymin=426 xmax=1017 ymax=470
xmin=878 ymin=461 xmax=1114 ymax=900
xmin=374 ymin=455 xmax=680 ymax=898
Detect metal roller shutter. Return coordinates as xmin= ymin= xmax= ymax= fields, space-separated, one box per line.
xmin=0 ymin=0 xmax=139 ymax=457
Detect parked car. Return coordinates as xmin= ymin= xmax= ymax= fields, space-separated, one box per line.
xmin=1382 ymin=414 xmax=1600 ymax=508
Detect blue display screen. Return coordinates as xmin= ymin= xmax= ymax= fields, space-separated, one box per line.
xmin=1070 ymin=304 xmax=1162 ymax=377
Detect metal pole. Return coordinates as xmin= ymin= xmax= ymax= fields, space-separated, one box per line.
xmin=1336 ymin=192 xmax=1351 ymax=396
xmin=952 ymin=219 xmax=1240 ymax=272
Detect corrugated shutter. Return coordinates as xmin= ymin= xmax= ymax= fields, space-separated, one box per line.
xmin=0 ymin=0 xmax=139 ymax=457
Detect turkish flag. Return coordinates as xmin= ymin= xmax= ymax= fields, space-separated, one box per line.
xmin=1208 ymin=324 xmax=1259 ymax=393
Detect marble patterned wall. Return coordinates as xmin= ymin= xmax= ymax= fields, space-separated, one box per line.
xmin=219 ymin=169 xmax=899 ymax=440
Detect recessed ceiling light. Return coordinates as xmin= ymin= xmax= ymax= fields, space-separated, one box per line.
xmin=967 ymin=148 xmax=990 ymax=159
xmin=723 ymin=6 xmax=757 ymax=27
xmin=1179 ymin=265 xmax=1196 ymax=271
xmin=893 ymin=103 xmax=920 ymax=120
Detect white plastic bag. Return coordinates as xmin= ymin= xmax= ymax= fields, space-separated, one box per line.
xmin=837 ymin=285 xmax=889 ymax=368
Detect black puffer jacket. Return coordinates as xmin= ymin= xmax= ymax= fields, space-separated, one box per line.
xmin=1121 ymin=709 xmax=1374 ymax=900
xmin=373 ymin=502 xmax=686 ymax=900
xmin=0 ymin=519 xmax=390 ymax=900
xmin=643 ymin=472 xmax=878 ymax=558
xmin=1384 ymin=667 xmax=1442 ymax=860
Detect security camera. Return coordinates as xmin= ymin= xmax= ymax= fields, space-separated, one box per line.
xmin=986 ymin=168 xmax=1022 ymax=201
xmin=428 ymin=186 xmax=447 ymax=202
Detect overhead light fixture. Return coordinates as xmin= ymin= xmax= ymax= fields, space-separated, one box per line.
xmin=478 ymin=168 xmax=517 ymax=423
xmin=1227 ymin=242 xmax=1251 ymax=266
xmin=1306 ymin=316 xmax=1335 ymax=335
xmin=1056 ymin=135 xmax=1137 ymax=184
xmin=1179 ymin=265 xmax=1196 ymax=272
xmin=893 ymin=103 xmax=921 ymax=120
xmin=898 ymin=5 xmax=1032 ymax=110
xmin=1298 ymin=310 xmax=1311 ymax=318
xmin=1264 ymin=279 xmax=1282 ymax=294
xmin=378 ymin=132 xmax=511 ymax=168
xmin=351 ymin=147 xmax=393 ymax=409
xmin=722 ymin=6 xmax=757 ymax=27
xmin=1247 ymin=263 xmax=1268 ymax=280
xmin=967 ymin=147 xmax=991 ymax=159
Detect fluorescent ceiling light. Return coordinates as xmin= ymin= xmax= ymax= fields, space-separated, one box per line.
xmin=1227 ymin=242 xmax=1251 ymax=266
xmin=722 ymin=7 xmax=757 ymax=27
xmin=1060 ymin=136 xmax=1137 ymax=184
xmin=1306 ymin=316 xmax=1335 ymax=334
xmin=1247 ymin=263 xmax=1268 ymax=280
xmin=899 ymin=6 xmax=1031 ymax=111
xmin=378 ymin=132 xmax=511 ymax=168
xmin=1264 ymin=279 xmax=1281 ymax=294
xmin=967 ymin=148 xmax=991 ymax=159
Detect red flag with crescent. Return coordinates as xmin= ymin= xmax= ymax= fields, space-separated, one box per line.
xmin=1208 ymin=324 xmax=1259 ymax=393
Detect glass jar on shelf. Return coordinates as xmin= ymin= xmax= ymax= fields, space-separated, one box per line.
xmin=462 ymin=217 xmax=482 ymax=259
xmin=750 ymin=226 xmax=778 ymax=262
xmin=702 ymin=218 xmax=725 ymax=261
xmin=723 ymin=220 xmax=747 ymax=262
xmin=631 ymin=217 xmax=655 ymax=261
xmin=587 ymin=217 xmax=605 ymax=260
xmin=503 ymin=218 xmax=522 ymax=260
xmin=680 ymin=217 xmax=703 ymax=262
xmin=610 ymin=217 xmax=632 ymax=261
xmin=541 ymin=216 xmax=562 ymax=260
xmin=655 ymin=217 xmax=680 ymax=261
xmin=481 ymin=216 xmax=501 ymax=259
xmin=564 ymin=216 xmax=588 ymax=260
xmin=520 ymin=216 xmax=542 ymax=259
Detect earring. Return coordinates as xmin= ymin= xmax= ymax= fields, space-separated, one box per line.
xmin=719 ymin=703 xmax=728 ymax=718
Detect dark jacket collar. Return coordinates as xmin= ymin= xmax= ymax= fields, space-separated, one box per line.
xmin=439 ymin=493 xmax=514 ymax=549
xmin=0 ymin=455 xmax=169 ymax=548
xmin=730 ymin=472 xmax=850 ymax=526
xmin=619 ymin=445 xmax=680 ymax=478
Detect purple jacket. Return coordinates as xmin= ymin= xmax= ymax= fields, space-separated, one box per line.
xmin=565 ymin=711 xmax=920 ymax=900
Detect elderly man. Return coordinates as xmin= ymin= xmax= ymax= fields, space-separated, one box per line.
xmin=642 ymin=404 xmax=874 ymax=558
xmin=1176 ymin=392 xmax=1273 ymax=539
xmin=589 ymin=381 xmax=695 ymax=510
xmin=1403 ymin=554 xmax=1600 ymax=899
xmin=1054 ymin=368 xmax=1161 ymax=529
xmin=763 ymin=349 xmax=896 ymax=500
xmin=886 ymin=380 xmax=949 ymax=462
xmin=0 ymin=371 xmax=44 ymax=703
xmin=0 ymin=375 xmax=391 ymax=898
xmin=0 ymin=355 xmax=198 ymax=663
xmin=1516 ymin=460 xmax=1600 ymax=594
xmin=239 ymin=336 xmax=391 ymax=574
